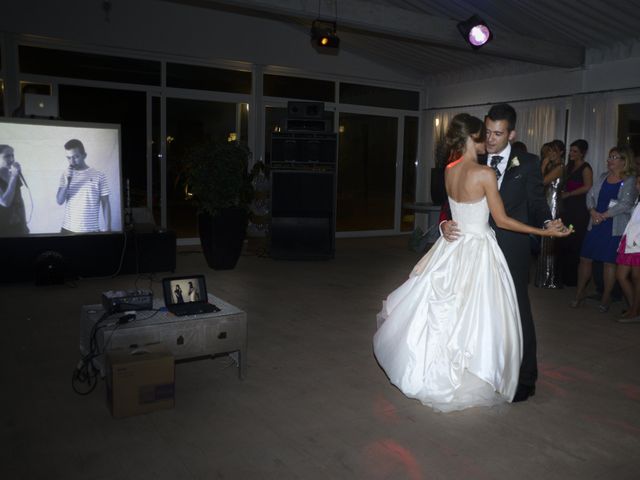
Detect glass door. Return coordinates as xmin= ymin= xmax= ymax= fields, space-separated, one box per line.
xmin=336 ymin=112 xmax=398 ymax=231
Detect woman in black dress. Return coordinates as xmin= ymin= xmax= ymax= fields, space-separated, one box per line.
xmin=558 ymin=139 xmax=593 ymax=286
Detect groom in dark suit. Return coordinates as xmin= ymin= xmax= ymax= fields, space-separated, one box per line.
xmin=441 ymin=103 xmax=552 ymax=402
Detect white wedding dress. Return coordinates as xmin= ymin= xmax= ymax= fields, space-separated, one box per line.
xmin=373 ymin=196 xmax=523 ymax=412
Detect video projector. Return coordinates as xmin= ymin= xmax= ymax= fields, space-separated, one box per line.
xmin=102 ymin=289 xmax=153 ymax=313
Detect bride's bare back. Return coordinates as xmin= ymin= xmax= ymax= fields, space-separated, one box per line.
xmin=445 ymin=158 xmax=492 ymax=204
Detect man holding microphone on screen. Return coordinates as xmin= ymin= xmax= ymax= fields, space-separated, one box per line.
xmin=0 ymin=145 xmax=29 ymax=236
xmin=56 ymin=139 xmax=111 ymax=234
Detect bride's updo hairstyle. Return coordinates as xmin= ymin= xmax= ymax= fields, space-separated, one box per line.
xmin=445 ymin=113 xmax=486 ymax=163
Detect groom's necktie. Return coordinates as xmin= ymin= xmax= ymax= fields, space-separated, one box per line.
xmin=490 ymin=155 xmax=503 ymax=179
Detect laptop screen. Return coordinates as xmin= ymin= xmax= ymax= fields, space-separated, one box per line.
xmin=162 ymin=275 xmax=208 ymax=306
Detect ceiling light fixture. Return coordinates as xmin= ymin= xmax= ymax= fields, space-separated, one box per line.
xmin=457 ymin=14 xmax=493 ymax=49
xmin=311 ymin=20 xmax=340 ymax=50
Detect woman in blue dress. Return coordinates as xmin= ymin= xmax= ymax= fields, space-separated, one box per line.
xmin=572 ymin=146 xmax=637 ymax=311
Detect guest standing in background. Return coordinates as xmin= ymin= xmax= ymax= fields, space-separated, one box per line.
xmin=536 ymin=140 xmax=565 ymax=288
xmin=511 ymin=141 xmax=528 ymax=155
xmin=558 ymin=139 xmax=593 ymax=286
xmin=616 ymin=174 xmax=640 ymax=323
xmin=571 ymin=146 xmax=637 ymax=312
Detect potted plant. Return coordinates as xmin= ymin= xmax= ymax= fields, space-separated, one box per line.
xmin=182 ymin=138 xmax=254 ymax=270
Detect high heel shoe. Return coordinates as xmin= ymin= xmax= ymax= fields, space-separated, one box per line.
xmin=570 ymin=298 xmax=585 ymax=308
xmin=598 ymin=303 xmax=610 ymax=313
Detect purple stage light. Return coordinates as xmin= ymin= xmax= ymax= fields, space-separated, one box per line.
xmin=457 ymin=14 xmax=493 ymax=50
xmin=469 ymin=24 xmax=491 ymax=47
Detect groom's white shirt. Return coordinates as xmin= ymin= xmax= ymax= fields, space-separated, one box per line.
xmin=492 ymin=143 xmax=511 ymax=189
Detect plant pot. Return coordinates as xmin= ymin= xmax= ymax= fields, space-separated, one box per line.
xmin=430 ymin=167 xmax=446 ymax=205
xmin=198 ymin=207 xmax=248 ymax=270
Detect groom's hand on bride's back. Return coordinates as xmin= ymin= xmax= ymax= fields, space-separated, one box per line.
xmin=440 ymin=220 xmax=460 ymax=242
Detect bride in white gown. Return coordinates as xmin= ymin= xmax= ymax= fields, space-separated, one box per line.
xmin=373 ymin=114 xmax=571 ymax=412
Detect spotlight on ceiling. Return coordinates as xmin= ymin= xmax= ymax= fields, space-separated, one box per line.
xmin=457 ymin=14 xmax=493 ymax=49
xmin=311 ymin=20 xmax=340 ymax=50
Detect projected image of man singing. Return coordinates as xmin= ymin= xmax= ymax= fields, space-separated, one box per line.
xmin=0 ymin=145 xmax=29 ymax=236
xmin=56 ymin=139 xmax=111 ymax=234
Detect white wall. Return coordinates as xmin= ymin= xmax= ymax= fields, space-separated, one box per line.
xmin=427 ymin=56 xmax=639 ymax=107
xmin=426 ymin=67 xmax=580 ymax=110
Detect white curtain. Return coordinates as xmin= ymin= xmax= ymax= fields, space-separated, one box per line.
xmin=580 ymin=93 xmax=621 ymax=180
xmin=426 ymin=100 xmax=565 ymax=165
xmin=514 ymin=100 xmax=567 ymax=157
xmin=569 ymin=89 xmax=640 ymax=180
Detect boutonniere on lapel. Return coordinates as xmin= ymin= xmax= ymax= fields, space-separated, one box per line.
xmin=507 ymin=156 xmax=520 ymax=171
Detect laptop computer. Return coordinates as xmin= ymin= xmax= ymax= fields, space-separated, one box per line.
xmin=162 ymin=275 xmax=220 ymax=316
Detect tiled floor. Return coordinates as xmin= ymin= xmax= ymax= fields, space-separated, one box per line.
xmin=2 ymin=236 xmax=639 ymax=479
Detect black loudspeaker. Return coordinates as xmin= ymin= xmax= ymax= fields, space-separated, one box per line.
xmin=270 ymin=170 xmax=335 ymax=260
xmin=271 ymin=133 xmax=337 ymax=167
xmin=287 ymin=101 xmax=324 ymax=119
xmin=285 ymin=118 xmax=327 ymax=133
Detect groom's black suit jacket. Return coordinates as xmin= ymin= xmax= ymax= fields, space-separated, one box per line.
xmin=482 ymin=151 xmax=551 ymax=278
xmin=483 ymin=150 xmax=550 ymax=388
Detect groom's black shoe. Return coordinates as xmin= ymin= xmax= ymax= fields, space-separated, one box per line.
xmin=513 ymin=384 xmax=536 ymax=403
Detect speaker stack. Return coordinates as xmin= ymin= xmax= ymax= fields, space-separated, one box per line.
xmin=269 ymin=101 xmax=337 ymax=260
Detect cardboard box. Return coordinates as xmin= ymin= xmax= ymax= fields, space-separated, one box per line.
xmin=106 ymin=343 xmax=175 ymax=418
